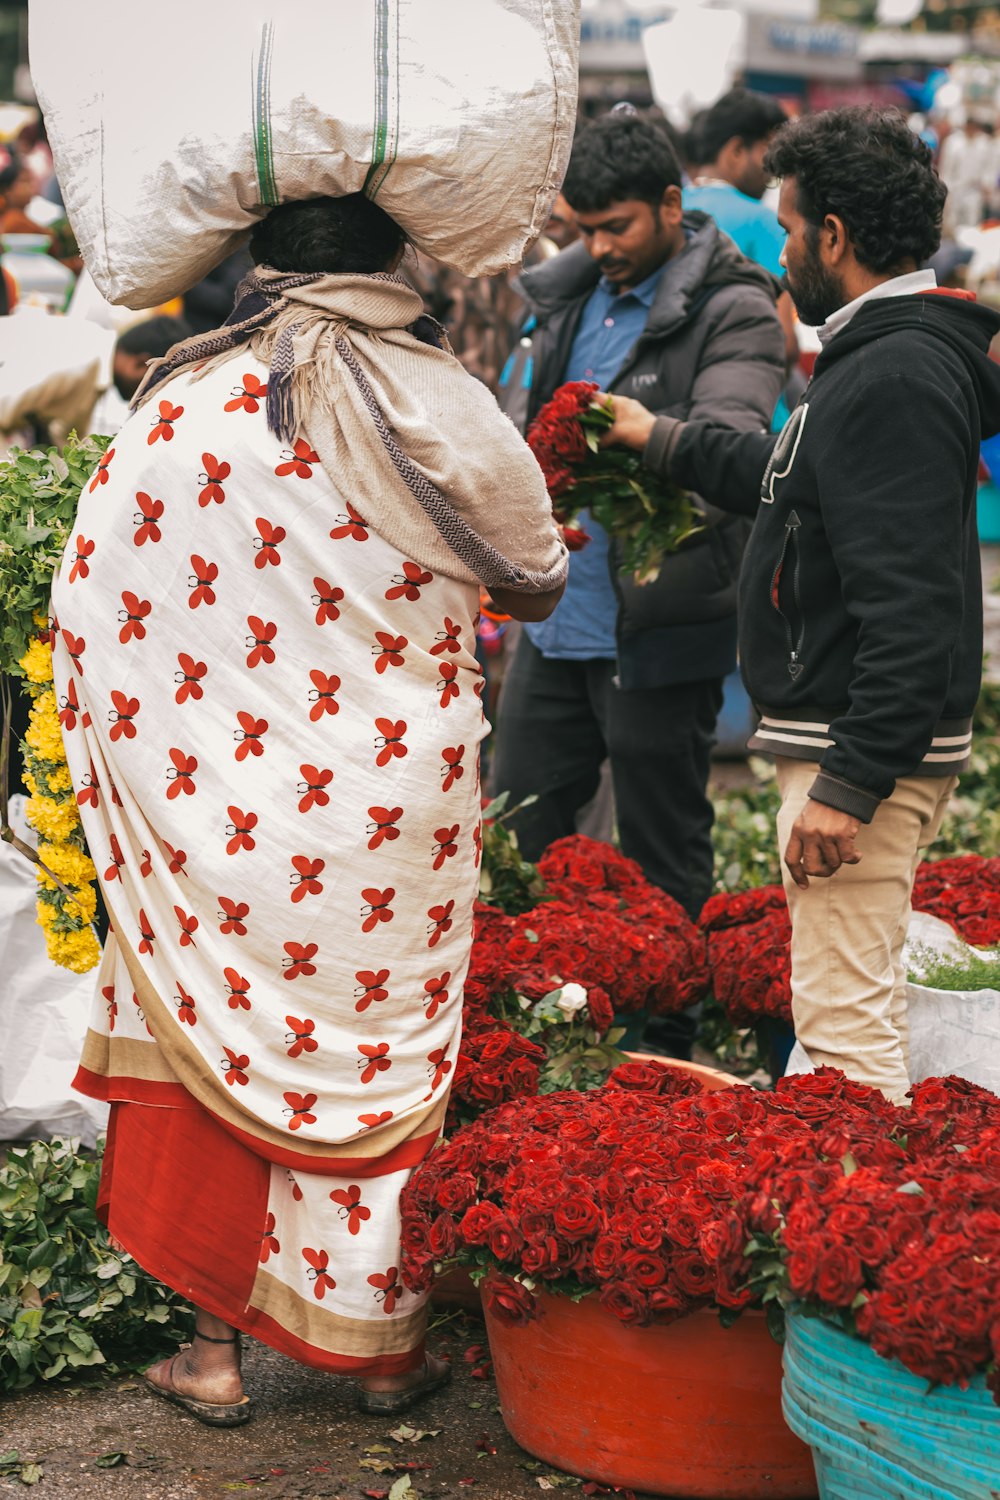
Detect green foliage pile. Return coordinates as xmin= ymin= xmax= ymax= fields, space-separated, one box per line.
xmin=0 ymin=432 xmax=111 ymax=673
xmin=0 ymin=1139 xmax=192 ymax=1394
xmin=478 ymin=792 xmax=548 ymax=914
xmin=908 ymin=945 xmax=1000 ymax=993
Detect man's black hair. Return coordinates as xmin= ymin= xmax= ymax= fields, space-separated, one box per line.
xmin=690 ymin=89 xmax=787 ymax=166
xmin=116 ymin=315 xmax=192 ymax=357
xmin=765 ymin=107 xmax=946 ymax=273
xmin=249 ymin=193 xmax=406 ymax=275
xmin=561 ymin=112 xmax=682 ymax=213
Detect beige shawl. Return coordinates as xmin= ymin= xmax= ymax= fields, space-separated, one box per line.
xmin=136 ymin=266 xmax=567 ymax=593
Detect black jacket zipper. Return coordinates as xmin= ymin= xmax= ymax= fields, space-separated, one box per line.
xmin=769 ymin=510 xmax=805 ymax=678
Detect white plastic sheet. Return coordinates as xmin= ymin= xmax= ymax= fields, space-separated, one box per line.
xmin=0 ymin=797 xmax=107 ymax=1145
xmin=29 ymin=0 xmax=581 ymax=307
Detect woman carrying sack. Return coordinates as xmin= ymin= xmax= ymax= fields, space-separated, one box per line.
xmin=52 ymin=194 xmax=566 ymax=1424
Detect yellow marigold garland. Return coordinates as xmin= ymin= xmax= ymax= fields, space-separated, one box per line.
xmin=17 ymin=627 xmax=101 ymax=973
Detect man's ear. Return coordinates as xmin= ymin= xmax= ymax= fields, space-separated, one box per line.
xmin=660 ymin=183 xmax=684 ymax=225
xmin=823 ymin=213 xmax=850 ymax=267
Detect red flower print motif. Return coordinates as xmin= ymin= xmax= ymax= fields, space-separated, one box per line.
xmin=275 ymin=439 xmax=318 ymax=479
xmin=373 ymin=632 xmax=407 ymax=674
xmin=226 ymin=806 xmax=258 ymax=855
xmin=312 ymin=577 xmax=344 ymax=626
xmin=118 ymin=591 xmax=151 ymax=644
xmin=354 ymin=969 xmax=390 ymax=1013
xmin=329 ymin=503 xmax=368 ymax=541
xmin=427 ymin=900 xmax=455 ymax=949
xmin=361 ymin=887 xmax=395 ymax=934
xmin=175 ymin=982 xmax=197 ymax=1025
xmin=109 ymin=690 xmax=140 ymax=741
xmin=188 ymin=555 xmax=218 ymax=609
xmin=308 ymin=670 xmax=340 ymax=721
xmin=359 ymin=1110 xmax=393 ymax=1129
xmin=102 ymin=983 xmax=117 ymax=1033
xmin=69 ymin=535 xmax=94 ymax=584
xmin=437 ymin=661 xmax=459 ymax=707
xmin=133 ymin=492 xmax=164 ymax=546
xmin=297 ymin=764 xmax=333 ymax=813
xmin=472 ymin=822 xmax=483 ymax=868
xmin=139 ymin=848 xmax=153 ymax=877
xmin=59 ymin=678 xmax=80 ymax=731
xmin=103 ymin=834 xmax=125 ymax=883
xmin=368 ymin=1266 xmax=401 ymax=1314
xmin=254 ymin=516 xmax=286 ymax=568
xmin=225 ymin=968 xmax=252 ymax=1010
xmin=76 ymin=763 xmax=99 ymax=808
xmin=174 ymin=654 xmax=207 ymax=704
xmin=260 ymin=1212 xmax=280 ymax=1263
xmin=284 ymin=1092 xmax=318 ymax=1130
xmin=285 ymin=1015 xmax=318 ymax=1058
xmin=62 ymin=630 xmax=86 ymax=675
xmin=441 ymin=745 xmax=465 ymax=792
xmin=148 ymin=398 xmax=184 ymax=444
xmin=374 ymin=718 xmax=407 ymax=767
xmin=283 ymin=942 xmax=318 ymax=981
xmin=290 ymin=855 xmax=325 ymax=903
xmin=138 ymin=909 xmax=155 ymax=956
xmin=109 ymin=782 xmax=123 ymax=808
xmin=131 ymin=990 xmax=153 ymax=1037
xmin=88 ymin=447 xmax=115 ymax=492
xmin=166 ymin=748 xmax=197 ymax=799
xmin=431 ymin=617 xmax=463 ymax=656
xmin=218 ymin=897 xmax=250 ymax=936
xmin=302 ymin=1247 xmax=336 ymax=1298
xmin=164 ymin=842 xmax=187 ymax=875
xmin=358 ymin=1042 xmax=391 ymax=1084
xmin=288 ymin=1172 xmax=303 ymax=1202
xmin=234 ymin=712 xmax=268 ymax=761
xmin=198 ymin=452 xmax=231 ymax=506
xmin=221 ymin=1047 xmax=250 ymax=1086
xmin=423 ymin=972 xmax=451 ymax=1021
xmin=427 ymin=1046 xmax=453 ymax=1092
xmin=246 ymin=616 xmax=277 ymax=669
xmin=432 ymin=825 xmax=460 ymax=871
xmin=367 ymin=806 xmax=403 ymax=851
xmin=174 ymin=904 xmax=199 ymax=948
xmin=225 ymin=372 xmax=267 ymax=413
xmin=330 ymin=1185 xmax=371 ymax=1236
xmin=385 ymin=562 xmax=433 ymax=602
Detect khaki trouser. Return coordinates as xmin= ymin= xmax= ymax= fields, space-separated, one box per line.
xmin=775 ymin=758 xmax=957 ymax=1105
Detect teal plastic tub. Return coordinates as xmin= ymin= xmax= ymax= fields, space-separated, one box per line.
xmin=782 ymin=1311 xmax=998 ymax=1500
xmin=979 ymin=482 xmax=1000 ymax=545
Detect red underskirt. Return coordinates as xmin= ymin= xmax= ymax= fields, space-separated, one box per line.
xmin=97 ymin=1095 xmax=424 ymax=1376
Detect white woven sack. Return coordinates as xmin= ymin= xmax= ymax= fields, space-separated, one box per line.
xmin=29 ymin=0 xmax=580 ymax=308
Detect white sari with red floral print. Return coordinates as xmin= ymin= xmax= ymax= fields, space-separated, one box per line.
xmin=51 ymin=354 xmax=485 ymax=1370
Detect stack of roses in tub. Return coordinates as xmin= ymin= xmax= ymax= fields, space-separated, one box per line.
xmin=449 ymin=833 xmax=709 ymax=1127
xmin=400 ymin=1061 xmax=1000 ymax=1499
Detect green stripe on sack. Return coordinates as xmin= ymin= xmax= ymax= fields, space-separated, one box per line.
xmin=254 ymin=19 xmax=279 ymax=207
xmin=364 ymin=0 xmax=398 ymax=200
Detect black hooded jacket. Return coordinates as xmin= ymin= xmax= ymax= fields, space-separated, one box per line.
xmin=644 ymin=290 xmax=1000 ymax=819
xmin=504 ymin=213 xmax=785 ymax=689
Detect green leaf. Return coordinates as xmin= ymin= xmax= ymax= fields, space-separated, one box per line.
xmin=388 ymin=1476 xmax=413 ymax=1500
xmin=94 ymin=1453 xmax=128 ymax=1469
xmin=19 ymin=1463 xmax=43 ymax=1485
xmin=840 ymin=1152 xmax=858 ymax=1177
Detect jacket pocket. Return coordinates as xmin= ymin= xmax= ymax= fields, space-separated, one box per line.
xmin=769 ymin=510 xmax=805 ymax=679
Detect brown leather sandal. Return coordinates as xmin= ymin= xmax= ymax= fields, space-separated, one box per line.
xmin=144 ymin=1331 xmax=252 ymax=1427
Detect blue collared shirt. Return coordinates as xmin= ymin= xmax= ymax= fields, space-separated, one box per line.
xmin=527 ymin=264 xmax=665 ymax=660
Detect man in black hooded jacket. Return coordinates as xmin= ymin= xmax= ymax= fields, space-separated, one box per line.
xmin=607 ymin=107 xmax=1000 ymax=1103
xmin=492 ymin=111 xmax=784 ymax=935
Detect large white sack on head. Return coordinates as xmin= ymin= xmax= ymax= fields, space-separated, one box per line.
xmin=29 ymin=0 xmax=580 ymax=308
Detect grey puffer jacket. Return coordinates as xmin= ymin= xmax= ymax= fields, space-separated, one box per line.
xmin=506 ymin=213 xmax=785 ymax=689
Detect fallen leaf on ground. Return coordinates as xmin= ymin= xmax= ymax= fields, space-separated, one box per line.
xmin=389 ymin=1425 xmax=441 ymax=1444
xmin=94 ymin=1453 xmax=128 ymax=1469
xmin=388 ymin=1475 xmax=414 ymax=1500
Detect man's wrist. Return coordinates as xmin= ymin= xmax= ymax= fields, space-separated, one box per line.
xmin=808 ymin=771 xmax=880 ymax=824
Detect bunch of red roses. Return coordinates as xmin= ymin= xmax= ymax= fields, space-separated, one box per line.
xmin=700 ymin=885 xmax=793 ymax=1026
xmin=402 ymin=1063 xmax=1000 ymax=1402
xmin=526 ymin=381 xmax=699 ymax=582
xmin=911 ymin=854 xmax=1000 ymax=948
xmin=744 ymin=1072 xmax=1000 ymax=1401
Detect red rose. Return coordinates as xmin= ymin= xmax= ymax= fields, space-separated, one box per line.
xmin=485 ymin=1272 xmax=537 ymax=1324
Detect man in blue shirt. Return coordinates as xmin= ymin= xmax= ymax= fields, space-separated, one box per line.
xmin=493 ymin=113 xmax=784 ymax=957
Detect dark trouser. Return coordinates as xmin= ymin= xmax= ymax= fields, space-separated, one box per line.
xmin=491 ymin=637 xmax=724 ymax=921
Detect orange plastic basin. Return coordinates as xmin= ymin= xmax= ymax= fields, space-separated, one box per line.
xmin=485 ymin=1288 xmax=817 ymax=1498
